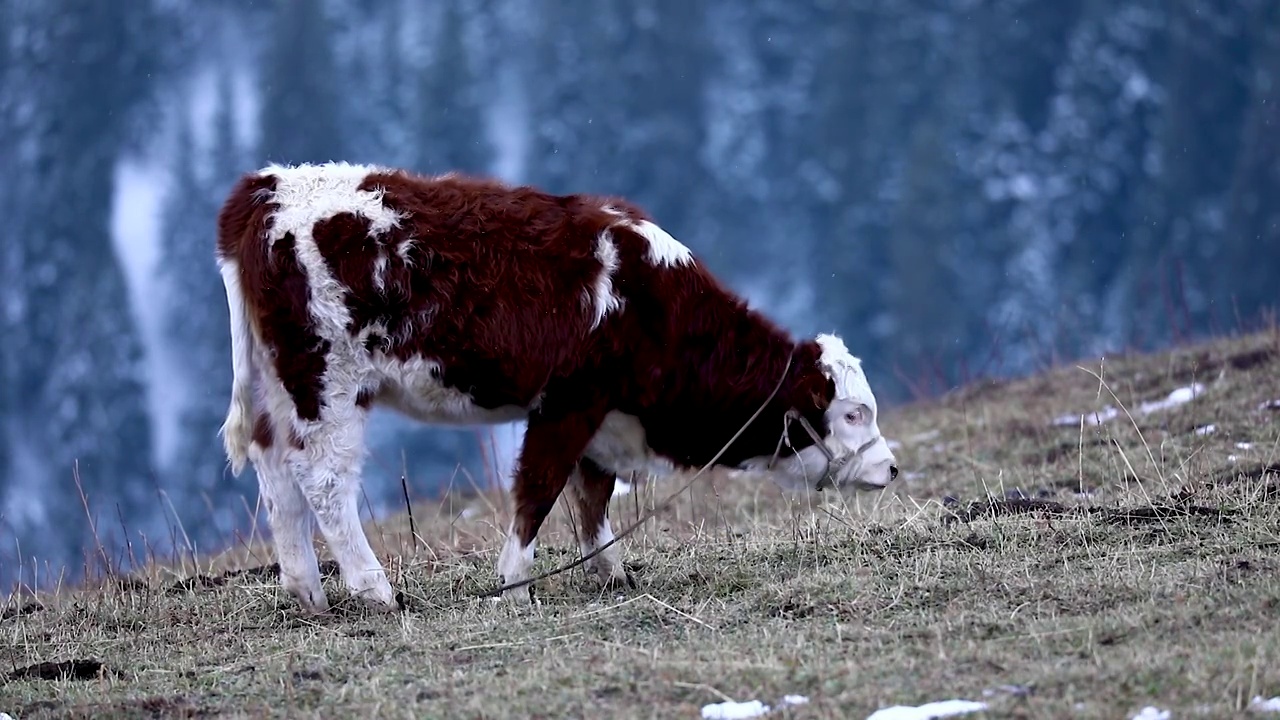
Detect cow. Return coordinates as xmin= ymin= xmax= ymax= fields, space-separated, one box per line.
xmin=214 ymin=161 xmax=898 ymax=614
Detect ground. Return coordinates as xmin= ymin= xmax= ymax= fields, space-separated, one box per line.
xmin=2 ymin=328 xmax=1279 ymax=719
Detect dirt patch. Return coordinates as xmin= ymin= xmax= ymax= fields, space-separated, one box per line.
xmin=1095 ymin=504 xmax=1236 ymax=526
xmin=114 ymin=577 xmax=152 ymax=592
xmin=1 ymin=601 xmax=44 ymax=621
xmin=51 ymin=695 xmax=216 ymax=720
xmin=1219 ymin=558 xmax=1275 ymax=583
xmin=9 ymin=659 xmax=108 ymax=682
xmin=1221 ymin=346 xmax=1276 ymax=372
xmin=1039 ymin=435 xmax=1116 ymax=465
xmin=165 ymin=560 xmax=340 ymax=595
xmin=1212 ymin=463 xmax=1280 ymax=485
xmin=943 ymin=497 xmax=1069 ymax=524
xmin=944 ymin=496 xmax=1236 ymax=527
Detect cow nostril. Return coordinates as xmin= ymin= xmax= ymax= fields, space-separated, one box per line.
xmin=890 ymin=465 xmax=899 ymax=480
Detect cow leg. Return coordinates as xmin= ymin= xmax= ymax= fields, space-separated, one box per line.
xmin=292 ymin=396 xmax=399 ymax=611
xmin=567 ymin=458 xmax=633 ymax=589
xmin=497 ymin=402 xmax=606 ymax=603
xmin=250 ymin=416 xmax=328 ymax=613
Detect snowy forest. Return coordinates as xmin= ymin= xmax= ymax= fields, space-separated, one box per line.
xmin=1 ymin=0 xmax=1277 ymax=592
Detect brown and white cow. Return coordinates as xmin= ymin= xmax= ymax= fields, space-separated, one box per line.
xmin=215 ymin=161 xmax=898 ymax=613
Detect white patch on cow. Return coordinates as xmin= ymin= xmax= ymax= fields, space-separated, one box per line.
xmin=372 ymin=249 xmax=389 ymax=293
xmin=496 ymin=520 xmax=536 ymax=601
xmin=815 ymin=333 xmax=875 ymax=412
xmin=259 ymin=161 xmax=403 ymax=410
xmin=247 ymin=430 xmax=327 ymax=613
xmin=396 ymin=238 xmax=415 ymax=264
xmin=632 ymin=220 xmax=693 ymax=267
xmin=602 ymin=204 xmax=693 ymax=268
xmin=368 ymin=353 xmax=529 ymax=425
xmin=582 ymin=514 xmax=622 ymax=581
xmin=584 ymin=411 xmax=677 ymax=479
xmin=259 ymin=162 xmax=404 ymax=379
xmin=584 ymin=230 xmax=623 ymax=330
xmin=567 ymin=467 xmax=626 ymax=584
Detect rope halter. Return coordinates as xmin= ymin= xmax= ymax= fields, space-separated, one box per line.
xmin=767 ymin=408 xmax=882 ymax=491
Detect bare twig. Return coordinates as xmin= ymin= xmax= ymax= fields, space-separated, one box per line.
xmin=72 ymin=460 xmax=110 ymax=579
xmin=400 ymin=467 xmax=419 ymax=551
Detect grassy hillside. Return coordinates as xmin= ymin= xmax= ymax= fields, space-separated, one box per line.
xmin=2 ymin=328 xmax=1279 ymax=719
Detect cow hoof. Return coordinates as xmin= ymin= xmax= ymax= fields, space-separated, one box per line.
xmin=294 ymin=592 xmax=331 ymax=615
xmin=356 ymin=590 xmax=403 ymax=613
xmin=494 ymin=575 xmax=535 ymax=605
xmin=500 ymin=585 xmax=535 ymax=604
xmin=345 ymin=573 xmax=399 ymax=613
xmin=586 ymin=558 xmax=635 ymax=591
xmin=283 ymin=576 xmax=330 ymax=614
xmin=596 ymin=568 xmax=636 ymax=591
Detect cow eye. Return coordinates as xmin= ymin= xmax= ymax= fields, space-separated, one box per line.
xmin=844 ymin=411 xmax=860 ymax=425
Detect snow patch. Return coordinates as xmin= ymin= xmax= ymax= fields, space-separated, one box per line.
xmin=1250 ymin=696 xmax=1280 ymax=713
xmin=1236 ymin=442 xmax=1254 ymax=451
xmin=909 ymin=430 xmax=940 ymax=443
xmin=1051 ymin=383 xmax=1205 ymax=428
xmin=1137 ymin=383 xmax=1204 ymax=414
xmin=700 ymin=695 xmax=808 ymax=719
xmin=1131 ymin=707 xmax=1170 ymax=720
xmin=701 ymin=700 xmax=768 ymax=719
xmin=1194 ymin=424 xmax=1216 ymax=436
xmin=1258 ymin=399 xmax=1280 ymax=412
xmin=865 ymin=699 xmax=988 ymax=720
xmin=1052 ymin=406 xmax=1119 ymax=427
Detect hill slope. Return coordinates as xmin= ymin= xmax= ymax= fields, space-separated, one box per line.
xmin=2 ymin=328 xmax=1279 ymax=719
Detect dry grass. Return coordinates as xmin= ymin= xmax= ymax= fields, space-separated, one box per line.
xmin=2 ymin=329 xmax=1280 ymax=719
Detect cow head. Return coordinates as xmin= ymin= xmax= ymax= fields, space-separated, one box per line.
xmin=738 ymin=334 xmax=899 ymax=493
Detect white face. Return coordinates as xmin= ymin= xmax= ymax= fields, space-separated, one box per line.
xmin=735 ymin=334 xmax=899 ymax=493
xmin=823 ymin=398 xmax=898 ymax=490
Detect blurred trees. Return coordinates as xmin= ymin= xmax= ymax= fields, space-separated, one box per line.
xmin=0 ymin=0 xmax=179 ymax=580
xmin=158 ymin=63 xmax=249 ymax=549
xmin=260 ymin=0 xmax=347 ymax=165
